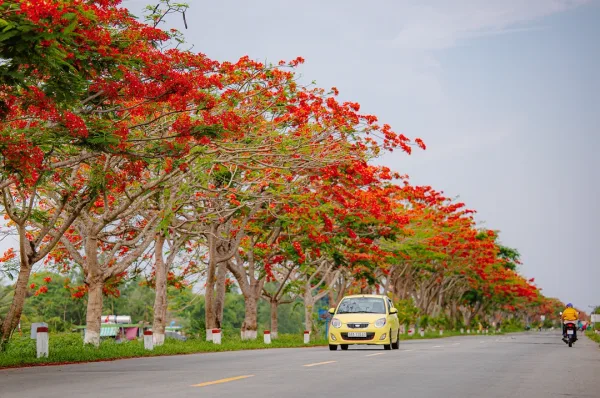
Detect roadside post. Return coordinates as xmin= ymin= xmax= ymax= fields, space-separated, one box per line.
xmin=36 ymin=326 xmax=49 ymax=358
xmin=419 ymin=328 xmax=425 ymax=337
xmin=304 ymin=330 xmax=310 ymax=344
xmin=143 ymin=330 xmax=153 ymax=351
xmin=460 ymin=328 xmax=464 ymax=334
xmin=264 ymin=330 xmax=271 ymax=344
xmin=30 ymin=322 xmax=48 ymax=339
xmin=212 ymin=329 xmax=222 ymax=344
xmin=440 ymin=329 xmax=443 ymax=336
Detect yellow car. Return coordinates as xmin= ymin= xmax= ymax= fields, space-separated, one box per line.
xmin=328 ymin=294 xmax=400 ymax=351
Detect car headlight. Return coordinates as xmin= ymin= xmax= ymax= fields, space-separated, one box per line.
xmin=375 ymin=318 xmax=387 ymax=328
xmin=331 ymin=318 xmax=342 ymax=328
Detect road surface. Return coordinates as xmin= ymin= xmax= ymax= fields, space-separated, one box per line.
xmin=1 ymin=331 xmax=599 ymax=398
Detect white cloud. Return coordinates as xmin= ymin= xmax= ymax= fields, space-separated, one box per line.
xmin=387 ymin=0 xmax=591 ymax=50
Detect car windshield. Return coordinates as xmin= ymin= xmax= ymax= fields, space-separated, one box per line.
xmin=336 ymin=297 xmax=386 ymax=314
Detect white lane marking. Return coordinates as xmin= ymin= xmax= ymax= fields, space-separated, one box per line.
xmin=303 ymin=361 xmax=337 ymax=367
xmin=365 ymin=353 xmax=385 ymax=357
xmin=433 ymin=345 xmax=442 ymax=348
xmin=403 ymin=349 xmax=414 ymax=352
xmin=452 ymin=343 xmax=460 ymax=346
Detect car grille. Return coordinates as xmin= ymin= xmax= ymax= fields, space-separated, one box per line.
xmin=341 ymin=332 xmax=375 ymax=341
xmin=346 ymin=323 xmax=369 ymax=329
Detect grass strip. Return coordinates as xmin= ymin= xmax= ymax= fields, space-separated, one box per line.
xmin=0 ymin=328 xmax=515 ymax=369
xmin=585 ymin=330 xmax=600 ymax=346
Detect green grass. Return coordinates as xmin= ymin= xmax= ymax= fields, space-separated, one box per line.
xmin=585 ymin=330 xmax=600 ymax=345
xmin=0 ymin=333 xmax=328 ymax=369
xmin=399 ymin=328 xmax=510 ymax=340
xmin=0 ymin=328 xmax=512 ymax=369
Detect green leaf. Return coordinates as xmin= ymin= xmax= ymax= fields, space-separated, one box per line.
xmin=0 ymin=29 xmax=19 ymax=42
xmin=62 ymin=20 xmax=78 ymax=35
xmin=62 ymin=13 xmax=77 ymax=21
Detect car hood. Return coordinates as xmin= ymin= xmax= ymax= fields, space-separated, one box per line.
xmin=332 ymin=313 xmax=386 ymax=324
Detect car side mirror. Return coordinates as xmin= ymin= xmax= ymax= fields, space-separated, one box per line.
xmin=328 ymin=308 xmax=335 ymax=315
xmin=390 ymin=307 xmax=398 ymax=314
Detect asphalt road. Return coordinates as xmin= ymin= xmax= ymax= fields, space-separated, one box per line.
xmin=1 ymin=331 xmax=599 ymax=398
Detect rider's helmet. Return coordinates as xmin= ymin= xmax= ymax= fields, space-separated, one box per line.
xmin=566 ymin=303 xmax=573 ymax=308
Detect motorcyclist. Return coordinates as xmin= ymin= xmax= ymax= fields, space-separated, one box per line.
xmin=561 ymin=303 xmax=579 ymax=339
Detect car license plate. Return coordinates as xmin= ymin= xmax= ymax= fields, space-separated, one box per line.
xmin=348 ymin=332 xmax=367 ymax=337
xmin=567 ymin=330 xmax=574 ymax=335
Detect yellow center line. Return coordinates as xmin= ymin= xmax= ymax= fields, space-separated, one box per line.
xmin=303 ymin=360 xmax=337 ymax=367
xmin=191 ymin=375 xmax=254 ymax=387
xmin=365 ymin=353 xmax=385 ymax=357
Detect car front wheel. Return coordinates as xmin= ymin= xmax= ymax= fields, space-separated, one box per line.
xmin=384 ymin=330 xmax=392 ymax=350
xmin=329 ymin=344 xmax=337 ymax=351
xmin=391 ymin=330 xmax=400 ymax=349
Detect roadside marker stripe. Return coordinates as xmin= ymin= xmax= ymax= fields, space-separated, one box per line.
xmin=303 ymin=360 xmax=337 ymax=367
xmin=365 ymin=353 xmax=385 ymax=357
xmin=192 ymin=375 xmax=254 ymax=387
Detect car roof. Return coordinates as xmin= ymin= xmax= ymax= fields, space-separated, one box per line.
xmin=341 ymin=294 xmax=388 ymax=299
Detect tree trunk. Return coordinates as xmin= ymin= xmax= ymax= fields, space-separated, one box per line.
xmin=214 ymin=261 xmax=228 ymax=328
xmin=328 ymin=291 xmax=335 ymax=310
xmin=304 ymin=303 xmax=313 ymax=333
xmin=204 ymin=236 xmax=218 ymax=340
xmin=304 ymin=291 xmax=314 ymax=333
xmin=152 ymin=234 xmax=167 ymax=346
xmin=84 ymin=280 xmax=104 ymax=347
xmin=241 ymin=291 xmax=259 ymax=340
xmin=0 ymin=259 xmax=31 ymax=350
xmin=270 ymin=300 xmax=279 ymax=339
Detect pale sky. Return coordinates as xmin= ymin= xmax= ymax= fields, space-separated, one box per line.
xmin=8 ymin=1 xmax=599 ymax=312
xmin=124 ymin=0 xmax=600 ymax=309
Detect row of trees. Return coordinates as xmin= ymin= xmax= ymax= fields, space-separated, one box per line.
xmin=0 ymin=271 xmax=310 ymax=336
xmin=0 ymin=0 xmax=562 ymax=349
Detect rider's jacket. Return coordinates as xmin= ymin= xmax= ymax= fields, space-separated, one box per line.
xmin=562 ymin=307 xmax=579 ymax=321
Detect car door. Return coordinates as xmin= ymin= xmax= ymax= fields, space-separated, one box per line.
xmin=388 ymin=298 xmax=399 ymax=334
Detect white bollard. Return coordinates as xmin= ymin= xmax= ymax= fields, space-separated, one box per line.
xmin=460 ymin=328 xmax=464 ymax=334
xmin=212 ymin=328 xmax=221 ymax=344
xmin=440 ymin=329 xmax=444 ymax=336
xmin=143 ymin=330 xmax=153 ymax=351
xmin=408 ymin=329 xmax=414 ymax=336
xmin=36 ymin=326 xmax=49 ymax=358
xmin=304 ymin=330 xmax=310 ymax=344
xmin=264 ymin=330 xmax=271 ymax=344
xmin=419 ymin=328 xmax=425 ymax=337
xmin=206 ymin=329 xmax=213 ymax=341
xmin=467 ymin=329 xmax=471 ymax=334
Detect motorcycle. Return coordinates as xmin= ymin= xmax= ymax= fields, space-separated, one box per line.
xmin=563 ymin=321 xmax=577 ymax=347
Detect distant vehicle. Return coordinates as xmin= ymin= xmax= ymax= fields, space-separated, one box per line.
xmin=327 ymin=294 xmax=400 ymax=351
xmin=563 ymin=321 xmax=577 ymax=348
